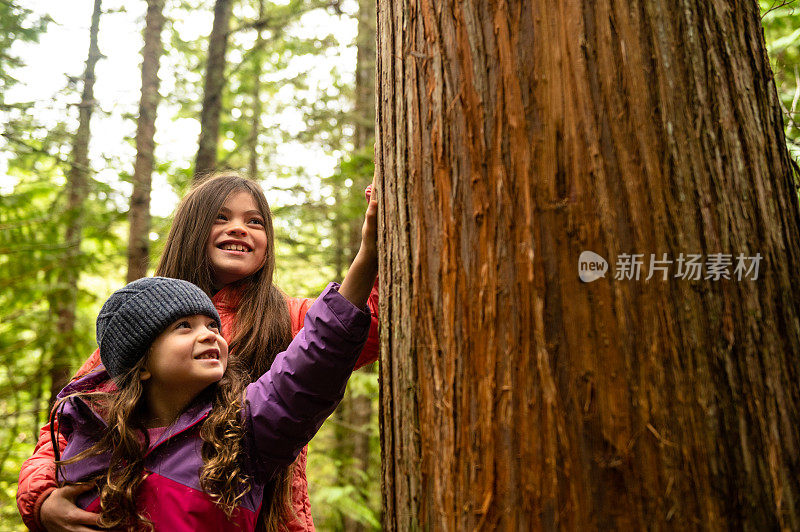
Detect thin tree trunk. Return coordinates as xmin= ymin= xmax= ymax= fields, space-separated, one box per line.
xmin=347 ymin=0 xmax=378 ymax=264
xmin=127 ymin=0 xmax=165 ymax=282
xmin=194 ymin=0 xmax=232 ymax=178
xmin=49 ymin=0 xmax=102 ymax=407
xmin=353 ymin=0 xmax=376 ymax=155
xmin=377 ymin=1 xmax=800 ymax=530
xmin=339 ymin=1 xmax=378 ymax=529
xmin=247 ymin=0 xmax=265 ymax=179
xmin=31 ymin=343 xmax=46 ymax=436
xmin=333 ymin=186 xmax=347 ymax=281
xmin=343 ymin=366 xmax=374 ymax=532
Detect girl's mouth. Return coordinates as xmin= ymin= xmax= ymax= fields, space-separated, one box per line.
xmin=217 ymin=242 xmax=252 ymax=253
xmin=194 ymin=349 xmax=219 ymax=360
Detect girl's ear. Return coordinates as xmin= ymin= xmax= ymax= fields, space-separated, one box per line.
xmin=140 ymin=354 xmax=152 ymax=381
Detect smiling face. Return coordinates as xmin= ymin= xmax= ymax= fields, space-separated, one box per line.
xmin=142 ymin=314 xmax=229 ymax=396
xmin=205 ymin=190 xmax=269 ymax=288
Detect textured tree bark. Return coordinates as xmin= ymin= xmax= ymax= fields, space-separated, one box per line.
xmin=126 ymin=0 xmax=165 ymax=282
xmin=50 ymin=0 xmax=102 ymax=406
xmin=194 ymin=0 xmax=231 ymax=178
xmin=376 ymin=0 xmax=800 ymax=530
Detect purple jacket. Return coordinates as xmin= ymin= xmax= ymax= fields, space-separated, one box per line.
xmin=53 ymin=283 xmax=370 ymax=531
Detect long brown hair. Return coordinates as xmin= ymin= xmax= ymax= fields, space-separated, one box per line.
xmin=155 ymin=173 xmax=294 ymax=528
xmin=54 ymin=361 xmax=251 ymax=530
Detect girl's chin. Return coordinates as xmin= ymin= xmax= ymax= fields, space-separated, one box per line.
xmin=211 ymin=268 xmax=256 ymax=288
xmin=205 ymin=367 xmax=226 ymax=381
xmin=196 ymin=377 xmax=224 ymax=395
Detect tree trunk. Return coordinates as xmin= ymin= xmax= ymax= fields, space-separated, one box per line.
xmin=353 ymin=0 xmax=377 ymax=154
xmin=127 ymin=0 xmax=165 ymax=282
xmin=342 ymin=366 xmax=374 ymax=532
xmin=376 ymin=1 xmax=800 ymax=530
xmin=194 ymin=0 xmax=232 ymax=178
xmin=247 ymin=0 xmax=265 ymax=179
xmin=333 ymin=186 xmax=347 ymax=281
xmin=49 ymin=0 xmax=102 ymax=406
xmin=348 ymin=0 xmax=378 ymax=264
xmin=339 ymin=1 xmax=378 ymax=530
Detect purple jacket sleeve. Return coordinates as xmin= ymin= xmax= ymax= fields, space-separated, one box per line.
xmin=243 ymin=282 xmax=371 ymax=472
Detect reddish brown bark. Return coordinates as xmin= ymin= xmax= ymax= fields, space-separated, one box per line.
xmin=376 ymin=0 xmax=800 ymax=529
xmin=127 ymin=0 xmax=165 ymax=282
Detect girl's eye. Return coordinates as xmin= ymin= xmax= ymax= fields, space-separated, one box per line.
xmin=249 ymin=218 xmax=264 ymax=226
xmin=175 ymin=320 xmax=191 ymax=329
xmin=207 ymin=322 xmax=220 ymax=333
xmin=215 ymin=213 xmax=228 ymax=222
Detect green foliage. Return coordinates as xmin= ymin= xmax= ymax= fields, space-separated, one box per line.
xmin=761 ymin=1 xmax=800 ymax=162
xmin=1 ymin=1 xmax=378 ymax=529
xmin=307 ymin=368 xmax=382 ymax=531
xmin=0 ymin=26 xmax=94 ymax=527
xmin=0 ymin=48 xmax=127 ymax=525
xmin=0 ymin=2 xmax=50 ymax=106
xmin=0 ymin=172 xmax=127 ymax=531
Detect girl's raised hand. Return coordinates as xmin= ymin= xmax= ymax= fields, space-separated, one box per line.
xmin=360 ymin=198 xmax=378 ymax=261
xmin=338 ymin=198 xmax=378 ymax=309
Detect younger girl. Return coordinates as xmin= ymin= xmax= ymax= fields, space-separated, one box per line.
xmin=18 ymin=174 xmax=380 ymax=531
xmin=52 ymin=269 xmax=374 ymax=530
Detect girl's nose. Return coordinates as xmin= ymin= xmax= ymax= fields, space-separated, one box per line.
xmin=226 ymin=224 xmax=247 ymax=236
xmin=197 ymin=328 xmax=217 ymax=343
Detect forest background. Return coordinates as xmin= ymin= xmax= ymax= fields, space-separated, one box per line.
xmin=0 ymin=0 xmax=798 ymax=530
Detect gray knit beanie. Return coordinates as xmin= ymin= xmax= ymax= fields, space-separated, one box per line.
xmin=96 ymin=277 xmax=221 ymax=378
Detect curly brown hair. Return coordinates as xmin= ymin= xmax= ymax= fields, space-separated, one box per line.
xmin=54 ymin=357 xmax=255 ymax=530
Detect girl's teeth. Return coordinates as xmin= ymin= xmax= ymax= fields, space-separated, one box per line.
xmin=222 ymin=244 xmax=248 ymax=252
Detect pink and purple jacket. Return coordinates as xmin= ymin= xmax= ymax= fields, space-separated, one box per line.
xmin=53 ymin=283 xmax=370 ymax=531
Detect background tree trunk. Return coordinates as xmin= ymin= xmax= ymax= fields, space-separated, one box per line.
xmin=339 ymin=1 xmax=378 ymax=529
xmin=126 ymin=0 xmax=165 ymax=282
xmin=247 ymin=0 xmax=265 ymax=179
xmin=353 ymin=0 xmax=377 ymax=155
xmin=376 ymin=0 xmax=800 ymax=530
xmin=49 ymin=0 xmax=102 ymax=406
xmin=194 ymin=0 xmax=231 ymax=178
xmin=348 ymin=0 xmax=378 ymax=260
